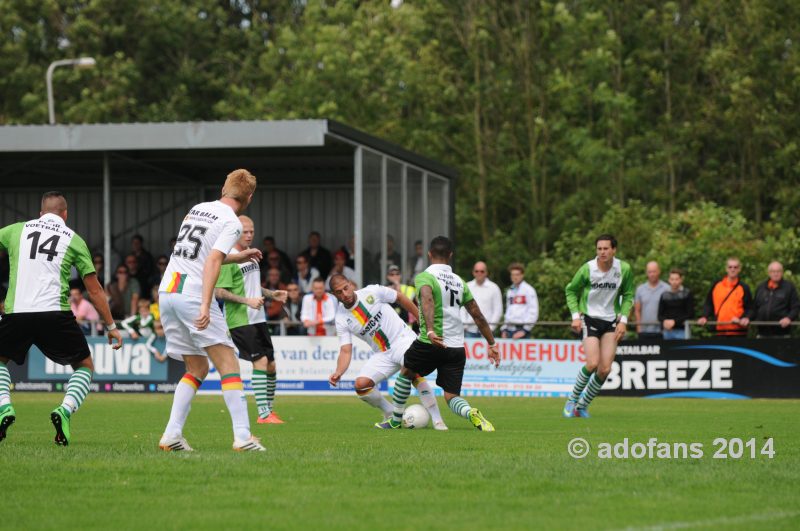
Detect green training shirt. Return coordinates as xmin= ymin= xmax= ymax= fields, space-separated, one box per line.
xmin=415 ymin=264 xmax=473 ymax=347
xmin=565 ymin=257 xmax=634 ymax=323
xmin=0 ymin=213 xmax=94 ymax=313
xmin=215 ymin=248 xmax=265 ymax=329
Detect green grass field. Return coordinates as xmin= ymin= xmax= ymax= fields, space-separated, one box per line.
xmin=2 ymin=393 xmax=799 ymax=530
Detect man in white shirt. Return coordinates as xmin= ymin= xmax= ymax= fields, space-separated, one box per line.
xmin=461 ymin=261 xmax=503 ymax=338
xmin=301 ymin=277 xmax=337 ymax=336
xmin=501 ymin=262 xmax=539 ymax=339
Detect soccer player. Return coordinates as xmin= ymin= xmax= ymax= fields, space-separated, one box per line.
xmin=0 ymin=191 xmax=123 ymax=445
xmin=215 ymin=215 xmax=288 ymax=424
xmin=157 ymin=169 xmax=265 ymax=452
xmin=327 ymin=274 xmax=447 ymax=430
xmin=377 ymin=236 xmax=500 ymax=431
xmin=563 ymin=234 xmax=634 ymax=418
xmin=122 ymin=298 xmax=166 ymax=362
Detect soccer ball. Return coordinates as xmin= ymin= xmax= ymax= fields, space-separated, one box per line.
xmin=402 ymin=404 xmax=430 ymax=429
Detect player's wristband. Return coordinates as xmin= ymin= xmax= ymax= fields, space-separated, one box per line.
xmin=106 ymin=323 xmax=117 ymax=331
xmin=488 ymin=342 xmax=496 ymax=348
xmin=571 ymin=312 xmax=581 ymax=320
xmin=618 ymin=316 xmax=628 ymax=324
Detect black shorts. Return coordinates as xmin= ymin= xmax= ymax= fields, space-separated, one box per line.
xmin=581 ymin=315 xmax=617 ymax=340
xmin=0 ymin=311 xmax=91 ymax=366
xmin=230 ymin=322 xmax=274 ymax=362
xmin=403 ymin=339 xmax=466 ymax=395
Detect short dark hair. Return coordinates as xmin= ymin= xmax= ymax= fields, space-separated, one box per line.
xmin=132 ymin=234 xmax=144 ymax=244
xmin=309 ymin=231 xmax=321 ymax=238
xmin=312 ymin=277 xmax=325 ymax=285
xmin=329 ymin=274 xmax=349 ymax=290
xmin=41 ymin=191 xmax=65 ymax=202
xmin=429 ymin=236 xmax=453 ymax=260
xmin=263 ymin=236 xmax=275 ymax=243
xmin=669 ymin=268 xmax=684 ymax=277
xmin=595 ymin=234 xmax=617 ymax=248
xmin=508 ymin=262 xmax=525 ymax=274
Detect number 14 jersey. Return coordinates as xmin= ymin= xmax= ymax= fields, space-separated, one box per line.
xmin=0 ymin=213 xmax=94 ymax=313
xmin=416 ymin=264 xmax=473 ymax=348
xmin=159 ymin=200 xmax=242 ymax=299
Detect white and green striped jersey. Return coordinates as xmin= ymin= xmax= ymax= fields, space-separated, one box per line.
xmin=416 ymin=264 xmax=473 ymax=347
xmin=0 ymin=213 xmax=95 ymax=313
xmin=565 ymin=257 xmax=634 ymax=323
xmin=215 ymin=247 xmax=265 ymax=329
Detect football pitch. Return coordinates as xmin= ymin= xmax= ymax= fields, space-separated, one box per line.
xmin=3 ymin=394 xmax=798 ymax=530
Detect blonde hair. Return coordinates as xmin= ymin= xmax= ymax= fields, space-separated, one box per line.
xmin=222 ymin=169 xmax=257 ymax=203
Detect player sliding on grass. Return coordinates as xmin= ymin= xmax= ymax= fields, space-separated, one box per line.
xmin=157 ymin=169 xmax=265 ymax=452
xmin=0 ymin=191 xmax=123 ymax=446
xmin=328 ymin=274 xmax=448 ymax=430
xmin=215 ymin=215 xmax=287 ymax=424
xmin=377 ymin=236 xmax=500 ymax=431
xmin=563 ymin=234 xmax=634 ymax=418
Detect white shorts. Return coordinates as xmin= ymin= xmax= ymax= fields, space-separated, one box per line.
xmin=159 ymin=292 xmax=234 ymax=360
xmin=357 ymin=337 xmax=413 ymax=384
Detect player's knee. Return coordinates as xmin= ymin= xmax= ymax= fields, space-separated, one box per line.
xmin=267 ymin=360 xmax=276 ymax=373
xmin=73 ymin=355 xmax=94 ymax=372
xmin=355 ymin=377 xmax=375 ymax=396
xmin=596 ymin=366 xmax=611 ymax=380
xmin=584 ymin=360 xmax=598 ymax=372
xmin=189 ymin=365 xmax=209 ymax=380
xmin=253 ymin=356 xmax=268 ymax=371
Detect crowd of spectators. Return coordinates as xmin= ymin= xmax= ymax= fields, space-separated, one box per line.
xmin=1 ymin=230 xmax=797 ymax=341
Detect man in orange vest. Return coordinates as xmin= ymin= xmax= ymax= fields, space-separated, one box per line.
xmin=697 ymin=257 xmax=753 ymax=336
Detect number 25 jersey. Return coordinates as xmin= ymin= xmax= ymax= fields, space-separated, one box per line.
xmin=0 ymin=213 xmax=94 ymax=313
xmin=159 ymin=200 xmax=242 ymax=299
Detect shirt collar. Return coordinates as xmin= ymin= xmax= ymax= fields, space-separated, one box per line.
xmin=40 ymin=212 xmax=64 ymax=224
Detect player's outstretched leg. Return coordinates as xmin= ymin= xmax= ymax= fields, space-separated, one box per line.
xmin=51 ymin=366 xmax=93 ymax=446
xmin=356 ymin=377 xmax=393 ymax=420
xmin=575 ymin=373 xmax=605 ymax=418
xmin=564 ymin=366 xmax=592 ymax=418
xmin=375 ymin=374 xmax=412 ymax=429
xmin=413 ymin=377 xmax=447 ymax=430
xmin=160 ymin=372 xmax=202 ymax=451
xmin=0 ymin=361 xmax=15 ymax=442
xmin=447 ymin=395 xmax=495 ymax=432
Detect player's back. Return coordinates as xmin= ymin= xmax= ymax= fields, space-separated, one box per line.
xmin=415 ymin=264 xmax=473 ymax=348
xmin=159 ymin=200 xmax=242 ymax=299
xmin=0 ymin=214 xmax=94 ymax=313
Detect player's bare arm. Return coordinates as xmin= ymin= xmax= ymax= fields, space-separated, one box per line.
xmin=215 ymin=287 xmax=264 ymax=309
xmin=84 ymin=273 xmax=123 ymax=349
xmin=464 ymin=299 xmax=500 ymax=367
xmin=396 ymin=291 xmax=419 ymax=321
xmin=419 ymin=285 xmax=445 ymax=348
xmin=222 ymin=247 xmax=262 ymax=265
xmin=329 ymin=344 xmax=353 ymax=386
xmin=262 ymin=288 xmax=288 ymax=303
xmin=197 ymin=250 xmax=225 ymax=330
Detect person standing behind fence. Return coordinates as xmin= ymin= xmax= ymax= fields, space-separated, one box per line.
xmin=697 ymin=257 xmax=752 ymax=337
xmin=301 ymin=278 xmax=337 ymax=336
xmin=658 ymin=269 xmax=694 ymax=340
xmin=501 ymin=263 xmax=538 ymax=339
xmin=634 ymin=261 xmax=669 ymax=339
xmin=752 ymin=261 xmax=799 ymax=337
xmin=461 ymin=261 xmax=503 ymax=339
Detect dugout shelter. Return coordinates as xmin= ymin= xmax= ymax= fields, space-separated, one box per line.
xmin=0 ymin=120 xmax=456 ymax=287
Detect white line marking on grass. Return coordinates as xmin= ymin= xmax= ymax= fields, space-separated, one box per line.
xmin=618 ymin=510 xmax=800 ymax=531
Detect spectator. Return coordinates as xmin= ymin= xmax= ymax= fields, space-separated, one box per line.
xmin=123 ymin=253 xmax=150 ymax=298
xmin=70 ymin=286 xmax=101 ymax=335
xmin=300 ymin=278 xmax=337 ymax=336
xmin=301 ymin=231 xmax=333 ymax=279
xmin=265 ymin=250 xmax=293 ymax=284
xmin=283 ymin=282 xmax=304 ymax=335
xmin=340 ymin=235 xmax=359 ymax=271
xmin=697 ymin=257 xmax=753 ymax=336
xmin=501 ymin=262 xmax=539 ymax=339
xmin=374 ymin=234 xmax=402 ymax=272
xmin=340 ymin=235 xmax=375 ymax=284
xmin=293 ymin=254 xmax=321 ymax=294
xmin=410 ymin=239 xmax=425 ymax=280
xmin=260 ymin=236 xmax=292 ymax=278
xmin=91 ymin=253 xmax=106 ymax=287
xmin=264 ymin=267 xmax=288 ymax=332
xmin=752 ymin=261 xmax=800 ymax=337
xmin=461 ymin=261 xmax=503 ymax=338
xmin=385 ymin=264 xmax=416 ymax=326
xmin=106 ymin=264 xmax=140 ymax=320
xmin=326 ymin=251 xmax=356 ymax=290
xmin=131 ymin=234 xmax=156 ymax=293
xmin=634 ymin=261 xmax=670 ymax=338
xmin=122 ymin=298 xmax=166 ymax=362
xmin=151 ymin=254 xmax=169 ymax=288
xmin=658 ymin=268 xmax=694 ymax=340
